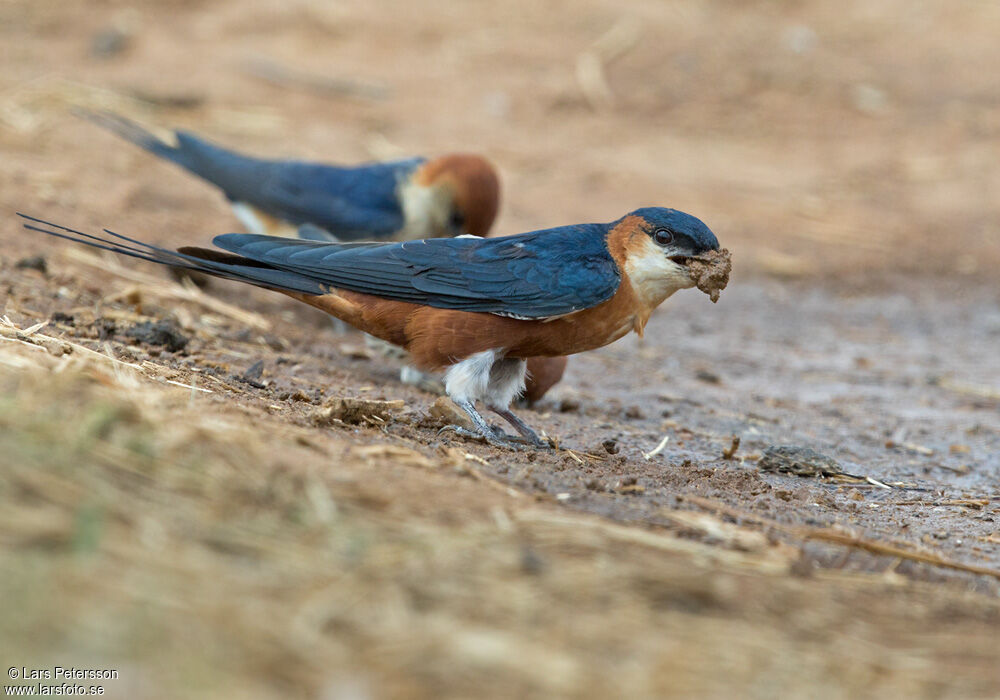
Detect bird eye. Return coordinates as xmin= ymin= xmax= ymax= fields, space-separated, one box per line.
xmin=449 ymin=211 xmax=466 ymax=232
xmin=653 ymin=228 xmax=674 ymax=245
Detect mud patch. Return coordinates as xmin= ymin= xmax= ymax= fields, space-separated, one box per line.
xmin=687 ymin=248 xmax=732 ymax=303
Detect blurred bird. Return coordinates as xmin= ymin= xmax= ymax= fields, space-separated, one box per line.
xmin=81 ymin=111 xmax=500 ymax=242
xmin=21 ymin=207 xmax=720 ymax=449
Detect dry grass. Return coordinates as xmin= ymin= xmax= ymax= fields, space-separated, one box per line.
xmin=3 ymin=1 xmax=1000 ymax=280
xmin=2 ymin=339 xmax=1000 ymax=699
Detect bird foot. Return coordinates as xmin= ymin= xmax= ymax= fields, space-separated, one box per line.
xmin=437 ymin=425 xmax=544 ymax=451
xmin=487 ymin=407 xmax=554 ymax=449
xmin=441 ymin=398 xmax=553 ymax=451
xmin=524 ymin=434 xmax=555 ymax=450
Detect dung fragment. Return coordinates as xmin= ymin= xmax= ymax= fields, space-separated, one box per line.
xmin=687 ymin=248 xmax=732 ymax=303
xmin=125 ymin=320 xmax=189 ymax=352
xmin=15 ymin=255 xmax=48 ymax=274
xmin=759 ymin=445 xmax=845 ymax=478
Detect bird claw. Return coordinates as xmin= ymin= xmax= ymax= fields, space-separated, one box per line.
xmin=530 ymin=435 xmax=556 ymax=450
xmin=437 ymin=425 xmax=536 ymax=451
xmin=494 ymin=428 xmax=554 ymax=449
xmin=506 ymin=433 xmax=554 ymax=450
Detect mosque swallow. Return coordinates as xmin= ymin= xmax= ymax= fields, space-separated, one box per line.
xmin=20 ymin=207 xmax=723 ymax=450
xmin=81 ymin=111 xmax=500 ymax=242
xmin=82 ymin=112 xmax=567 ymax=402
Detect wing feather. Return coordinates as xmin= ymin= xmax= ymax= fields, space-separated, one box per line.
xmin=83 ymin=111 xmax=419 ymax=241
xmin=212 ymin=223 xmax=620 ymax=318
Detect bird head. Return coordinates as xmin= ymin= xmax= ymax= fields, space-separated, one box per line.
xmin=411 ymin=154 xmax=500 ymax=238
xmin=615 ymin=207 xmax=721 ymax=310
xmin=631 ymin=207 xmax=719 ymax=260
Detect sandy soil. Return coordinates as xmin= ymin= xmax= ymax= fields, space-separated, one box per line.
xmin=2 ymin=1 xmax=1000 ymax=698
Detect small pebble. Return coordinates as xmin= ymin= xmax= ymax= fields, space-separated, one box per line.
xmin=695 ymin=369 xmax=721 ymax=384
xmin=91 ymin=26 xmax=132 ymax=58
xmin=558 ymin=398 xmax=581 ymax=413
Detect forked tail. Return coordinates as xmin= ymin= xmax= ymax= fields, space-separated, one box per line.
xmin=18 ymin=213 xmax=326 ymax=296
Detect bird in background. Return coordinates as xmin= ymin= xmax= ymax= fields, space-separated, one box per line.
xmin=81 ymin=111 xmax=569 ymax=401
xmin=81 ymin=110 xmax=500 ymax=242
xmin=21 ymin=207 xmax=723 ymax=449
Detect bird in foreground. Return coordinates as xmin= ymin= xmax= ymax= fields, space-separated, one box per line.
xmin=20 ymin=208 xmax=730 ymax=450
xmin=81 ymin=110 xmax=500 ymax=242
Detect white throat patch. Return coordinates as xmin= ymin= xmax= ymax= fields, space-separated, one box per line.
xmin=397 ymin=180 xmax=453 ymax=240
xmin=624 ymin=236 xmax=695 ymax=311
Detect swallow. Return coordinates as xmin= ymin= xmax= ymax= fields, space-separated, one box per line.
xmin=83 ymin=112 xmax=567 ymax=401
xmin=81 ymin=111 xmax=500 ymax=242
xmin=20 ymin=207 xmax=723 ymax=449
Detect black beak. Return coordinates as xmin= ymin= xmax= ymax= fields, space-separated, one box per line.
xmin=668 ymin=250 xmax=715 ymax=264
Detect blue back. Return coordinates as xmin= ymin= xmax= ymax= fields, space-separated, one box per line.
xmin=213 ymin=222 xmax=622 ymax=319
xmin=173 ymin=132 xmax=422 ymax=238
xmin=86 ymin=112 xmax=425 ymax=240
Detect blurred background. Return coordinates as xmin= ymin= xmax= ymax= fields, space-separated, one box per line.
xmin=3 ymin=0 xmax=998 ymax=278
xmin=2 ymin=2 xmax=1000 ymax=699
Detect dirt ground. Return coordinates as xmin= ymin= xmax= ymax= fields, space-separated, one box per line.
xmin=2 ymin=1 xmax=999 ymax=698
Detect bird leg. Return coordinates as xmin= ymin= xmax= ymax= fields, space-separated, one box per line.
xmin=439 ymin=351 xmax=547 ymax=450
xmin=488 ymin=406 xmax=552 ymax=448
xmin=440 ymin=398 xmax=528 ymax=450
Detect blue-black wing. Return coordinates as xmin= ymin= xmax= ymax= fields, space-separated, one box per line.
xmin=221 ymin=155 xmax=417 ymax=238
xmin=19 ymin=214 xmax=621 ymax=319
xmin=211 ymin=223 xmax=621 ymax=318
xmin=83 ymin=111 xmax=420 ymax=240
xmin=296 ymin=223 xmax=342 ymax=242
